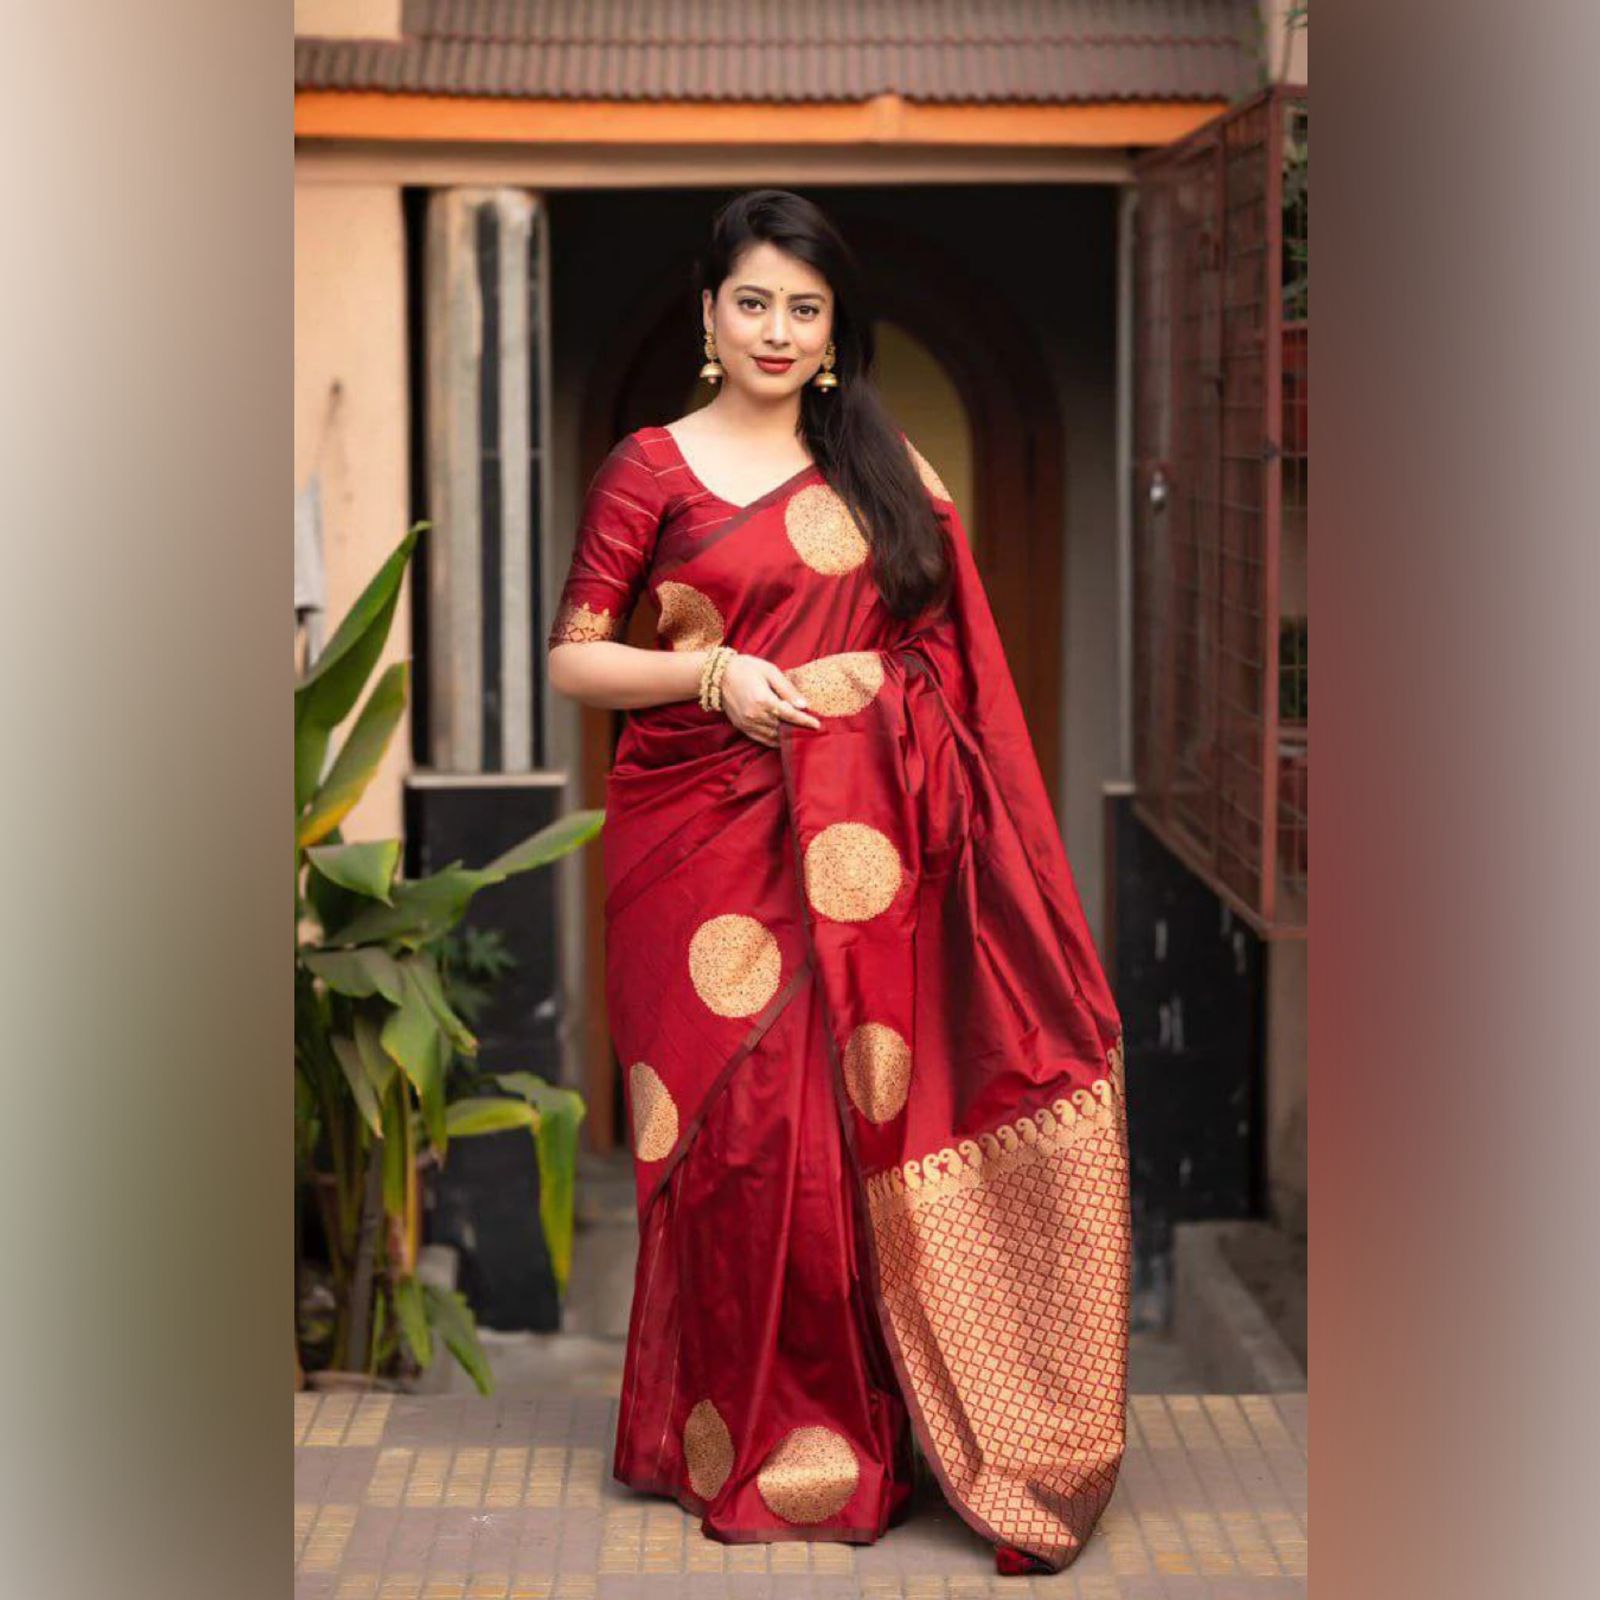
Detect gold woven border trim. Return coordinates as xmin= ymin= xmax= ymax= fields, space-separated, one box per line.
xmin=863 ymin=1030 xmax=1131 ymax=1567
xmin=864 ymin=1035 xmax=1125 ymax=1222
xmin=549 ymin=597 xmax=624 ymax=643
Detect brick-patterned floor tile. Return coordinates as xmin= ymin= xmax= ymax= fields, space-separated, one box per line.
xmin=295 ymin=1391 xmax=1307 ymax=1597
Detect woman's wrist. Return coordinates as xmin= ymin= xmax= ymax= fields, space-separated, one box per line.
xmin=708 ymin=645 xmax=733 ymax=712
xmin=686 ymin=647 xmax=714 ymax=705
xmin=697 ymin=643 xmax=737 ymax=714
xmin=696 ymin=644 xmax=722 ymax=712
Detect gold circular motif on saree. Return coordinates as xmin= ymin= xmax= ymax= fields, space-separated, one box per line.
xmin=687 ymin=913 xmax=783 ymax=1017
xmin=905 ymin=439 xmax=952 ymax=503
xmin=803 ymin=822 xmax=904 ymax=922
xmin=787 ymin=651 xmax=885 ymax=717
xmin=682 ymin=1398 xmax=735 ymax=1501
xmin=842 ymin=1022 xmax=912 ymax=1123
xmin=656 ymin=580 xmax=726 ymax=652
xmin=755 ymin=1425 xmax=860 ymax=1524
xmin=628 ymin=1061 xmax=679 ymax=1161
xmin=783 ymin=484 xmax=869 ymax=574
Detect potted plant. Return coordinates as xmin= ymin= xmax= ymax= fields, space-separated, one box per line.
xmin=294 ymin=526 xmax=598 ymax=1393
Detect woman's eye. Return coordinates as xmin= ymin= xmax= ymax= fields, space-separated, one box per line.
xmin=736 ymin=298 xmax=820 ymax=317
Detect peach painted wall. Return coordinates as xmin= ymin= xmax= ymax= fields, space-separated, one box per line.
xmin=293 ymin=0 xmax=399 ymax=39
xmin=294 ymin=178 xmax=412 ymax=840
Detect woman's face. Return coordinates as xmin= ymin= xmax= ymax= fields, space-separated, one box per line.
xmin=703 ymin=241 xmax=834 ymax=400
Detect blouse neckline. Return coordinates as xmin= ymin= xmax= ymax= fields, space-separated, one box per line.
xmin=655 ymin=424 xmax=819 ymax=514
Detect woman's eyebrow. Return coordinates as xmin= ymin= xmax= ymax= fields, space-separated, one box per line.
xmin=732 ymin=284 xmax=825 ymax=301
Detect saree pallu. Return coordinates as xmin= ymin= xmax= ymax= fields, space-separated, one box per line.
xmin=551 ymin=428 xmax=1130 ymax=1572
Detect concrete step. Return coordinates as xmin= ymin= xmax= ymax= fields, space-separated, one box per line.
xmin=1174 ymin=1220 xmax=1308 ymax=1394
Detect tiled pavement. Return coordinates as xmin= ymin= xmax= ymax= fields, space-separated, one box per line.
xmin=293 ymin=1389 xmax=1307 ymax=1598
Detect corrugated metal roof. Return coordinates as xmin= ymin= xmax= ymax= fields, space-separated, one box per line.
xmin=296 ymin=1 xmax=1261 ymax=105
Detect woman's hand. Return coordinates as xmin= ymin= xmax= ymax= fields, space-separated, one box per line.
xmin=718 ymin=652 xmax=823 ymax=747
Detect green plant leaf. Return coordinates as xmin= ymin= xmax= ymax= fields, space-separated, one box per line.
xmin=437 ymin=926 xmax=518 ymax=1027
xmin=379 ymin=1079 xmax=407 ymax=1216
xmin=325 ymin=866 xmax=498 ymax=950
xmin=305 ymin=840 xmax=401 ymax=904
xmin=302 ymin=825 xmax=362 ymax=938
xmin=383 ymin=966 xmax=448 ymax=1153
xmin=400 ymin=951 xmax=478 ymax=1056
xmin=301 ymin=947 xmax=405 ymax=1005
xmin=445 ymin=1096 xmax=539 ymax=1138
xmin=393 ymin=1274 xmax=432 ymax=1367
xmin=422 ymin=1282 xmax=494 ymax=1396
xmin=323 ymin=813 xmax=606 ymax=951
xmin=294 ymin=526 xmax=424 ymax=813
xmin=481 ymin=810 xmax=605 ymax=876
xmin=495 ymin=1073 xmax=588 ymax=1295
xmin=298 ymin=661 xmax=410 ymax=849
xmin=352 ymin=1009 xmax=400 ymax=1096
xmin=331 ymin=1035 xmax=384 ymax=1139
xmin=294 ymin=528 xmax=420 ymax=703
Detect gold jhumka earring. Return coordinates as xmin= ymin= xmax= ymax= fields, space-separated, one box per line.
xmin=697 ymin=329 xmax=725 ymax=386
xmin=813 ymin=339 xmax=839 ymax=390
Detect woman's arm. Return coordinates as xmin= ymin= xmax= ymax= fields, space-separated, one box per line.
xmin=544 ymin=435 xmax=672 ymax=701
xmin=542 ymin=436 xmax=817 ymax=736
xmin=546 ymin=639 xmax=709 ymax=710
xmin=548 ymin=639 xmax=820 ymax=745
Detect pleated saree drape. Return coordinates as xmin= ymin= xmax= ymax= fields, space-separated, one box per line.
xmin=547 ymin=424 xmax=1130 ymax=1572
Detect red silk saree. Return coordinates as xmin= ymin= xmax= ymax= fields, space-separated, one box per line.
xmin=548 ymin=424 xmax=1130 ymax=1572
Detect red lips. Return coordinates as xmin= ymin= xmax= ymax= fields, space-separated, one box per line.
xmin=753 ymin=357 xmax=794 ymax=371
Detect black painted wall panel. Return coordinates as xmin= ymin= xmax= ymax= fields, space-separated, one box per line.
xmin=1108 ymin=794 xmax=1265 ymax=1322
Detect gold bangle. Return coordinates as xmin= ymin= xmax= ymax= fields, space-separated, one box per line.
xmin=700 ymin=643 xmax=726 ymax=713
xmin=698 ymin=644 xmax=731 ymax=712
xmin=709 ymin=646 xmax=736 ymax=712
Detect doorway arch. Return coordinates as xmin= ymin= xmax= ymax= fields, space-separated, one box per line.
xmin=572 ymin=211 xmax=1068 ymax=1149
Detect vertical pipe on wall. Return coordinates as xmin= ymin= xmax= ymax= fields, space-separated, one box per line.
xmin=424 ymin=190 xmax=484 ymax=773
xmin=498 ymin=195 xmax=535 ymax=773
xmin=476 ymin=202 xmax=504 ymax=771
xmin=533 ymin=199 xmax=555 ymax=771
xmin=1259 ymin=93 xmax=1287 ymax=926
xmin=1116 ymin=184 xmax=1138 ymax=784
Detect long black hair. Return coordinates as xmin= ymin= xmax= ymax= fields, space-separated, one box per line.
xmin=692 ymin=189 xmax=953 ymax=621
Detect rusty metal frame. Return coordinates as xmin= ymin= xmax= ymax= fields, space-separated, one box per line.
xmin=1131 ymin=83 xmax=1308 ymax=939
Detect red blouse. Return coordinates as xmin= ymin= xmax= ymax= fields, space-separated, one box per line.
xmin=546 ymin=426 xmax=765 ymax=650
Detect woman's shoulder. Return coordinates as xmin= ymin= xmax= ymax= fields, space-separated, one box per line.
xmin=598 ymin=424 xmax=656 ymax=460
xmin=591 ymin=425 xmax=677 ymax=474
xmin=618 ymin=422 xmax=681 ymax=455
xmin=600 ymin=423 xmax=682 ymax=483
xmin=582 ymin=429 xmax=674 ymax=521
xmin=617 ymin=422 xmax=706 ymax=512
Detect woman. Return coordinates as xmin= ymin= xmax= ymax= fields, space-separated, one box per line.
xmin=547 ymin=190 xmax=1129 ymax=1577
